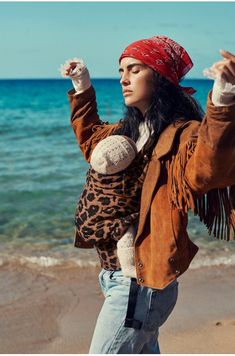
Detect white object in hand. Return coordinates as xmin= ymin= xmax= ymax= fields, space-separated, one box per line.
xmin=59 ymin=57 xmax=91 ymax=94
xmin=203 ymin=67 xmax=235 ymax=106
xmin=203 ymin=67 xmax=218 ymax=81
xmin=117 ymin=225 xmax=137 ymax=278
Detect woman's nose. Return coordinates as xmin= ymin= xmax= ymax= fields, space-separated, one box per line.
xmin=120 ymin=73 xmax=130 ymax=85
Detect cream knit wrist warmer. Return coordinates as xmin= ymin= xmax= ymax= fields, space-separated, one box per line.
xmin=71 ymin=65 xmax=91 ymax=95
xmin=203 ymin=67 xmax=235 ymax=107
xmin=212 ymin=80 xmax=235 ymax=107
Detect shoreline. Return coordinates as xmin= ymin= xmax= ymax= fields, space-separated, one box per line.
xmin=0 ymin=263 xmax=235 ymax=353
xmin=1 ymin=242 xmax=235 ymax=271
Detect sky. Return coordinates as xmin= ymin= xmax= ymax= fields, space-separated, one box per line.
xmin=0 ymin=1 xmax=235 ymax=79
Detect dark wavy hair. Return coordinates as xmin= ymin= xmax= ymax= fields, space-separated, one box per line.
xmin=113 ymin=71 xmax=204 ymax=158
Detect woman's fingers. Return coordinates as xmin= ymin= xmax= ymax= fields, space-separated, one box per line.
xmin=220 ymin=49 xmax=235 ymax=62
xmin=221 ymin=50 xmax=235 ymax=84
xmin=60 ymin=58 xmax=85 ymax=78
xmin=65 ymin=62 xmax=78 ymax=75
xmin=69 ymin=62 xmax=78 ymax=69
xmin=221 ymin=67 xmax=234 ymax=83
xmin=226 ymin=61 xmax=235 ymax=77
xmin=211 ymin=50 xmax=235 ymax=85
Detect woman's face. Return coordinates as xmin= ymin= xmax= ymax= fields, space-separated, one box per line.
xmin=119 ymin=57 xmax=154 ymax=114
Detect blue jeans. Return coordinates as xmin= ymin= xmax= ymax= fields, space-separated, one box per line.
xmin=89 ymin=269 xmax=178 ymax=354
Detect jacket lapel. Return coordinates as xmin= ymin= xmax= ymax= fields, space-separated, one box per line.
xmin=136 ymin=122 xmax=186 ymax=241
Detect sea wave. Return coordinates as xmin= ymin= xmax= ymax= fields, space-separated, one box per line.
xmin=1 ymin=250 xmax=235 ymax=271
xmin=190 ymin=253 xmax=235 ymax=269
xmin=22 ymin=256 xmax=99 ymax=268
xmin=0 ymin=254 xmax=100 ymax=269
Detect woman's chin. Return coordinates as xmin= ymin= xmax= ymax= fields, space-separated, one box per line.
xmin=124 ymin=98 xmax=136 ymax=107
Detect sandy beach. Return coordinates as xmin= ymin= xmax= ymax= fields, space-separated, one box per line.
xmin=1 ymin=260 xmax=235 ymax=354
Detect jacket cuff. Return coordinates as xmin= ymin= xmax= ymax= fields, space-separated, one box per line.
xmin=206 ymin=90 xmax=235 ymax=121
xmin=67 ymin=85 xmax=96 ymax=104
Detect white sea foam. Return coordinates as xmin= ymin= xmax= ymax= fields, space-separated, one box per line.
xmin=18 ymin=256 xmax=99 ymax=268
xmin=74 ymin=259 xmax=99 ymax=268
xmin=190 ymin=254 xmax=235 ymax=269
xmin=23 ymin=256 xmax=63 ymax=267
xmin=1 ymin=250 xmax=235 ymax=270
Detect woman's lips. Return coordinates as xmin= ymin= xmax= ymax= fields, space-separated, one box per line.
xmin=123 ymin=91 xmax=133 ymax=96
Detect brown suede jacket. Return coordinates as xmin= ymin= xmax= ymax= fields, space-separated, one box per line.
xmin=68 ymin=86 xmax=235 ymax=289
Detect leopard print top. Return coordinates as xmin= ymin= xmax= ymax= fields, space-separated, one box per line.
xmin=75 ymin=152 xmax=149 ymax=270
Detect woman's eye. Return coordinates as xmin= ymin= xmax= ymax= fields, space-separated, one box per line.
xmin=132 ymin=70 xmax=139 ymax=74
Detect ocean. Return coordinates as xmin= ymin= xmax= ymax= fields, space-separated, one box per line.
xmin=1 ymin=78 xmax=235 ymax=269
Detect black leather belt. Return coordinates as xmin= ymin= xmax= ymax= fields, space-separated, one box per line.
xmin=124 ymin=277 xmax=142 ymax=329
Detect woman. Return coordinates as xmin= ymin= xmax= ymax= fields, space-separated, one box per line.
xmin=61 ymin=35 xmax=235 ymax=353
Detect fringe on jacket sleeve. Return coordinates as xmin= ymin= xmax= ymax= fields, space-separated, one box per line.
xmin=81 ymin=122 xmax=119 ymax=162
xmin=167 ymin=139 xmax=235 ymax=241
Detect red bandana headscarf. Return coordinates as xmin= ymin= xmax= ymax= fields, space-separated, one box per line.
xmin=119 ymin=35 xmax=196 ymax=94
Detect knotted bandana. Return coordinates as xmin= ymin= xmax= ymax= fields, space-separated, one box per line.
xmin=119 ymin=35 xmax=196 ymax=94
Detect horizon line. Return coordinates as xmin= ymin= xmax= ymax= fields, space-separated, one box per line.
xmin=0 ymin=77 xmax=210 ymax=81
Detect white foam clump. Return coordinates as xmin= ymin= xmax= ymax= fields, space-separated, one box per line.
xmin=21 ymin=256 xmax=99 ymax=268
xmin=74 ymin=259 xmax=99 ymax=268
xmin=190 ymin=254 xmax=235 ymax=270
xmin=23 ymin=256 xmax=62 ymax=267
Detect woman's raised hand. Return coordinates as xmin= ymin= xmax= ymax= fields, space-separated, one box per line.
xmin=211 ymin=50 xmax=235 ymax=85
xmin=59 ymin=57 xmax=87 ymax=78
xmin=204 ymin=50 xmax=235 ymax=85
xmin=59 ymin=57 xmax=91 ymax=94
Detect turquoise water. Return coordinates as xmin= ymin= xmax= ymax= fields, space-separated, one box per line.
xmin=1 ymin=78 xmax=234 ymax=267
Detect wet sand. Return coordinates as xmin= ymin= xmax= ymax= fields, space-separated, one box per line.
xmin=0 ymin=261 xmax=235 ymax=354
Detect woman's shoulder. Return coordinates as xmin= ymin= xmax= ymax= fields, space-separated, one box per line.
xmin=177 ymin=119 xmax=201 ymax=144
xmin=82 ymin=122 xmax=121 ymax=162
